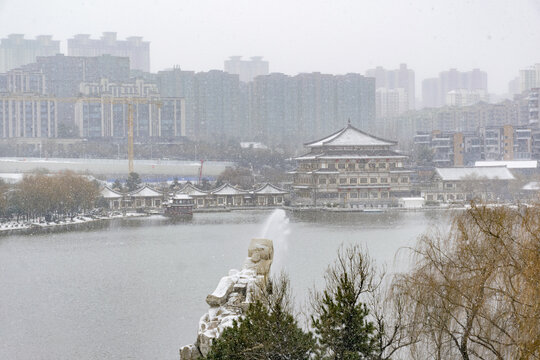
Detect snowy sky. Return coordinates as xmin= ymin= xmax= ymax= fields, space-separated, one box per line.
xmin=0 ymin=0 xmax=539 ymax=94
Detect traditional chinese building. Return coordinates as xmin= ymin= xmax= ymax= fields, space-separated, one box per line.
xmin=421 ymin=167 xmax=515 ymax=203
xmin=292 ymin=123 xmax=412 ymax=206
xmin=100 ymin=186 xmax=124 ymax=209
xmin=128 ymin=185 xmax=163 ymax=209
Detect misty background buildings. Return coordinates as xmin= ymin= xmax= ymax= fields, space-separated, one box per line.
xmin=0 ymin=32 xmax=540 ymax=162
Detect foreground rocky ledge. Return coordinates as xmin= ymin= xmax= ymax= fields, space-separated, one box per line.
xmin=179 ymin=238 xmax=274 ymax=359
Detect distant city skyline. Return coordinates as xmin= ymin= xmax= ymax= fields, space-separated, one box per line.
xmin=0 ymin=0 xmax=538 ymax=94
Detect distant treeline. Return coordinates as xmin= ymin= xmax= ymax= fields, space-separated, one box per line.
xmin=0 ymin=172 xmax=99 ymax=221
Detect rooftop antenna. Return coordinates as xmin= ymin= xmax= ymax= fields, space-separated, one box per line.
xmin=347 ymin=118 xmax=351 ymax=126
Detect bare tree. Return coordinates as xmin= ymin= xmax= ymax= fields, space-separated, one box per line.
xmin=393 ymin=202 xmax=540 ymax=359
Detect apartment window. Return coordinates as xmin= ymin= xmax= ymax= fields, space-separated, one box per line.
xmin=380 ymin=178 xmax=388 ymax=183
xmin=378 ymin=163 xmax=387 ymax=169
xmin=381 ymin=192 xmax=389 ymax=198
xmin=350 ymin=178 xmax=357 ymax=184
xmin=319 ymin=178 xmax=327 ymax=184
xmin=369 ymin=162 xmax=376 ymax=169
xmin=370 ymin=177 xmax=378 ymax=183
xmin=401 ymin=177 xmax=409 ymax=183
xmin=347 ymin=163 xmax=355 ymax=170
xmin=218 ymin=198 xmax=224 ymax=205
xmin=389 ymin=162 xmax=396 ymax=169
xmin=329 ymin=178 xmax=337 ymax=184
xmin=350 ymin=192 xmax=358 ymax=198
xmin=328 ymin=163 xmax=336 ymax=170
xmin=391 ymin=177 xmax=398 ymax=183
xmin=360 ymin=178 xmax=368 ymax=184
xmin=338 ymin=163 xmax=346 ymax=169
xmin=339 ymin=178 xmax=347 ymax=184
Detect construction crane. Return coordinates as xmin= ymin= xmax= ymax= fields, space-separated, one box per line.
xmin=198 ymin=159 xmax=205 ymax=185
xmin=53 ymin=97 xmax=162 ymax=174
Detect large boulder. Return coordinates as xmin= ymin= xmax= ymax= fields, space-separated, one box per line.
xmin=180 ymin=238 xmax=274 ymax=359
xmin=206 ymin=276 xmax=235 ymax=306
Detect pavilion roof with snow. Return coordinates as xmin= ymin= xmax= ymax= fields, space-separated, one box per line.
xmin=211 ymin=183 xmax=249 ymax=196
xmin=178 ymin=183 xmax=208 ymax=197
xmin=101 ymin=186 xmax=123 ymax=199
xmin=253 ymin=183 xmax=288 ymax=195
xmin=305 ymin=124 xmax=396 ymax=149
xmin=296 ymin=124 xmax=404 ymax=161
xmin=129 ymin=185 xmax=163 ymax=197
xmin=435 ymin=167 xmax=515 ymax=181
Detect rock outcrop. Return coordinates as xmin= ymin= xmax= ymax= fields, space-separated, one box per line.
xmin=179 ymin=238 xmax=274 ymax=359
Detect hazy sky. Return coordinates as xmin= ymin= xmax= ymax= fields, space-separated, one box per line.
xmin=0 ymin=0 xmax=539 ymax=94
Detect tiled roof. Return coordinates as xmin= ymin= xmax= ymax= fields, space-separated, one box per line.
xmin=101 ymin=186 xmax=123 ymax=199
xmin=295 ymin=149 xmax=405 ymax=160
xmin=211 ymin=183 xmax=249 ymax=195
xmin=474 ymin=160 xmax=538 ymax=169
xmin=178 ymin=183 xmax=208 ymax=196
xmin=129 ymin=185 xmax=163 ymax=197
xmin=253 ymin=183 xmax=288 ymax=195
xmin=305 ymin=124 xmax=396 ymax=148
xmin=435 ymin=167 xmax=515 ymax=181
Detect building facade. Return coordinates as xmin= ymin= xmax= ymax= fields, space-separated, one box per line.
xmin=0 ymin=34 xmax=60 ymax=73
xmin=0 ymin=95 xmax=57 ymax=138
xmin=366 ymin=63 xmax=415 ymax=110
xmin=376 ymin=88 xmax=408 ymax=118
xmin=421 ymin=167 xmax=515 ymax=203
xmin=74 ymin=79 xmax=185 ymax=138
xmin=224 ymin=56 xmax=269 ymax=83
xmin=68 ymin=33 xmax=150 ymax=72
xmin=422 ymin=68 xmax=488 ymax=108
xmin=292 ymin=124 xmax=411 ymax=206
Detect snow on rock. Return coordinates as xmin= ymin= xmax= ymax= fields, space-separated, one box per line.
xmin=179 ymin=238 xmax=274 ymax=359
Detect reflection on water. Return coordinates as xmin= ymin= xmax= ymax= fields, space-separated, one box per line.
xmin=0 ymin=209 xmax=445 ymax=360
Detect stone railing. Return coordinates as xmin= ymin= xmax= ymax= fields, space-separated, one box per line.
xmin=179 ymin=238 xmax=274 ymax=359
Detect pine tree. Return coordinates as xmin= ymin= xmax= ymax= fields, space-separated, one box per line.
xmin=311 ymin=245 xmax=378 ymax=359
xmin=126 ymin=172 xmax=141 ymax=192
xmin=206 ymin=275 xmax=316 ymax=360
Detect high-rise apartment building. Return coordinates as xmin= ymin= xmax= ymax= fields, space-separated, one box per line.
xmin=157 ymin=68 xmax=241 ymax=140
xmin=0 ymin=34 xmax=60 ymax=72
xmin=74 ymin=78 xmax=184 ymax=138
xmin=376 ymin=88 xmax=408 ymax=118
xmin=0 ymin=95 xmax=57 ymax=138
xmin=68 ymin=32 xmax=150 ymax=72
xmin=224 ymin=56 xmax=269 ymax=82
xmin=519 ymin=68 xmax=537 ymax=93
xmin=9 ymin=54 xmax=131 ymax=130
xmin=508 ymin=77 xmax=520 ymax=97
xmin=250 ymin=72 xmax=375 ymax=143
xmin=422 ymin=68 xmax=488 ymax=109
xmin=365 ymin=64 xmax=415 ymax=110
xmin=422 ymin=78 xmax=441 ymax=108
xmin=446 ymin=89 xmax=489 ymax=107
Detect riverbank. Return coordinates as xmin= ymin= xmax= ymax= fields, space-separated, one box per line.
xmin=0 ymin=212 xmax=147 ymax=236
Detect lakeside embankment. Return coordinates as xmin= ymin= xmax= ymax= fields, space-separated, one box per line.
xmin=0 ymin=213 xmax=147 ymax=236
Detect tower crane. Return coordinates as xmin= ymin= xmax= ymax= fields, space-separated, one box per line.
xmin=54 ymin=97 xmax=162 ymax=174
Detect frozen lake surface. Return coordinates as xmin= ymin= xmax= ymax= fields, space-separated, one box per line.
xmin=0 ymin=210 xmax=445 ymax=360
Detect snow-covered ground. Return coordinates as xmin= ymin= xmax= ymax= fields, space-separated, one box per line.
xmin=0 ymin=212 xmax=146 ymax=233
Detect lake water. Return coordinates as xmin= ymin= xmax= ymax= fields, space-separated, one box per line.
xmin=0 ymin=210 xmax=446 ymax=360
